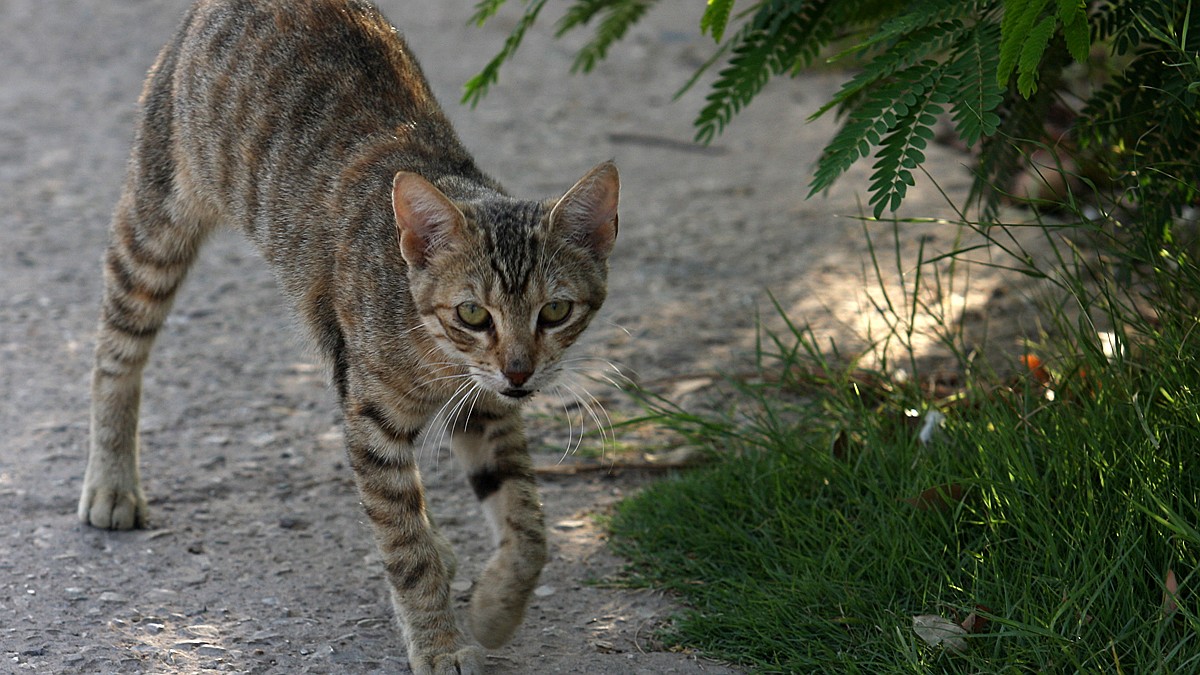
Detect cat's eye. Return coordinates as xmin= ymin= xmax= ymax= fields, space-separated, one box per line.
xmin=456 ymin=302 xmax=491 ymax=329
xmin=538 ymin=301 xmax=573 ymax=326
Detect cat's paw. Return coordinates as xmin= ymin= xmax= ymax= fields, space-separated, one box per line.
xmin=467 ymin=548 xmax=545 ymax=649
xmin=410 ymin=644 xmax=486 ymax=675
xmin=78 ymin=481 xmax=146 ymax=530
xmin=469 ymin=587 xmax=526 ymax=649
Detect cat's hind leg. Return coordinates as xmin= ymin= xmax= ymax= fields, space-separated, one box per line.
xmin=81 ymin=178 xmax=212 ymax=529
xmin=451 ymin=409 xmax=548 ymax=649
xmin=80 ymin=73 xmax=215 ymax=529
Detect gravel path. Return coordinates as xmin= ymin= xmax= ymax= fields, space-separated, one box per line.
xmin=1 ymin=1 xmax=1047 ymax=672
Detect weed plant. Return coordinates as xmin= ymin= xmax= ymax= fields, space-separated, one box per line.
xmin=609 ymin=217 xmax=1200 ymax=672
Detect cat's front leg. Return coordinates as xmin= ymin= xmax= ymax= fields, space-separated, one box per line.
xmin=343 ymin=399 xmax=484 ymax=675
xmin=451 ymin=409 xmax=547 ymax=649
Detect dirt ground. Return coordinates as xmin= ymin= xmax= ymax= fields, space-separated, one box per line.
xmin=1 ymin=1 xmax=1055 ymax=673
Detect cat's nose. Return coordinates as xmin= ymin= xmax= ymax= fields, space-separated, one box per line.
xmin=504 ymin=368 xmax=533 ymax=387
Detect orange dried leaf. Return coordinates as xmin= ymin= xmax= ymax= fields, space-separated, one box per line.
xmin=903 ymin=483 xmax=965 ymax=511
xmin=1019 ymin=353 xmax=1050 ymax=385
xmin=1164 ymin=568 xmax=1180 ymax=617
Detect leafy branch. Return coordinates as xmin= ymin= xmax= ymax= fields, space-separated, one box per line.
xmin=465 ymin=0 xmax=1197 ymax=241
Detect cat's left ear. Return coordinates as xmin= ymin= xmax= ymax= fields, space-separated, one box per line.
xmin=549 ymin=161 xmax=620 ymax=260
xmin=392 ymin=172 xmax=466 ymax=269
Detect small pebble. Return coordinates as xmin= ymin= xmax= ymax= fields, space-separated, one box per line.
xmin=196 ymin=645 xmax=228 ymax=657
xmin=182 ymin=624 xmax=220 ymax=639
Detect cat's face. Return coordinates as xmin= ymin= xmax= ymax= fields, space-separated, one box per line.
xmin=394 ymin=162 xmax=619 ymax=403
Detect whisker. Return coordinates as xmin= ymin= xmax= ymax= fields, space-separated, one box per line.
xmin=437 ymin=386 xmax=473 ymax=451
xmin=406 ymin=359 xmax=473 ymax=392
xmin=457 ymin=383 xmax=485 ymax=433
xmin=559 ymin=380 xmax=615 ymax=458
xmin=421 ymin=379 xmax=475 ymax=462
xmin=556 ymin=356 xmax=634 ymax=388
xmin=597 ymin=317 xmax=633 ymax=338
xmin=551 ymin=383 xmax=580 ymax=464
xmin=438 ymin=379 xmax=484 ymax=461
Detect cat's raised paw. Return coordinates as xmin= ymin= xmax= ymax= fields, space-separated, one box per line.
xmin=78 ymin=485 xmax=146 ymax=530
xmin=412 ymin=645 xmax=486 ymax=675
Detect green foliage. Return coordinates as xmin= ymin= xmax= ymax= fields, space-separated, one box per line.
xmin=996 ymin=0 xmax=1089 ymax=97
xmin=699 ymin=0 xmax=735 ymax=43
xmin=1079 ymin=0 xmax=1200 ymax=258
xmin=557 ymin=0 xmax=660 ymax=74
xmin=462 ymin=0 xmax=549 ymax=107
xmin=609 ymin=223 xmax=1200 ymax=670
xmin=465 ymin=0 xmax=1197 ymax=242
xmin=691 ymin=0 xmax=852 ymax=144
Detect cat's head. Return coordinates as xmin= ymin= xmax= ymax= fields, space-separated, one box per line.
xmin=392 ymin=161 xmax=619 ymax=403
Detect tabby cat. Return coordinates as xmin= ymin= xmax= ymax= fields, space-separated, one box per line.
xmin=77 ymin=1 xmax=619 ymax=672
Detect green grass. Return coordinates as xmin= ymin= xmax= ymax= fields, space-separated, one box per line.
xmin=610 ymin=240 xmax=1200 ymax=672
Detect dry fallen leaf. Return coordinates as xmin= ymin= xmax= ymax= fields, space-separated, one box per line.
xmin=830 ymin=429 xmax=850 ymax=461
xmin=902 ymin=484 xmax=965 ymax=511
xmin=1020 ymin=353 xmax=1050 ymax=386
xmin=1164 ymin=568 xmax=1180 ymax=618
xmin=913 ymin=614 xmax=968 ymax=654
xmin=959 ymin=604 xmax=992 ymax=634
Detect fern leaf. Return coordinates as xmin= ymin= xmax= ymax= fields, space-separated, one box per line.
xmin=830 ymin=0 xmax=975 ymax=61
xmin=1017 ymin=14 xmax=1056 ymax=97
xmin=997 ymin=0 xmax=1046 ymax=88
xmin=811 ymin=82 xmax=905 ymax=195
xmin=468 ymin=0 xmax=510 ymax=27
xmin=970 ymin=79 xmax=1057 ymax=217
xmin=701 ymin=0 xmax=737 ymax=43
xmin=462 ymin=0 xmax=550 ymax=106
xmin=567 ymin=0 xmax=659 ymax=73
xmin=693 ymin=24 xmax=767 ymax=143
xmin=813 ymin=19 xmax=968 ymax=121
xmin=694 ymin=0 xmax=838 ymax=144
xmin=556 ymin=0 xmax=615 ymax=34
xmin=810 ymin=62 xmax=937 ymax=198
xmin=947 ymin=22 xmax=1003 ymax=146
xmin=1056 ymin=0 xmax=1090 ymax=62
xmin=864 ymin=63 xmax=953 ymax=217
xmin=1076 ymin=3 xmax=1200 ymax=250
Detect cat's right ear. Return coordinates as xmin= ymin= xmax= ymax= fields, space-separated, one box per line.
xmin=392 ymin=172 xmax=465 ymax=268
xmin=550 ymin=161 xmax=620 ymax=261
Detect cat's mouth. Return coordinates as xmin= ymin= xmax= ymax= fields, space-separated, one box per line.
xmin=500 ymin=387 xmax=534 ymax=400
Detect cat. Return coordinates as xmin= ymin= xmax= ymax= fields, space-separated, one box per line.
xmin=76 ymin=1 xmax=620 ymax=672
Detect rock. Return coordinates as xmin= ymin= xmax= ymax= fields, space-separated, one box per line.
xmin=182 ymin=624 xmax=220 ymax=639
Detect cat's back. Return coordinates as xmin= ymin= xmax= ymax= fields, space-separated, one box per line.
xmin=175 ymin=0 xmax=437 ymax=119
xmin=152 ymin=0 xmax=464 ymax=233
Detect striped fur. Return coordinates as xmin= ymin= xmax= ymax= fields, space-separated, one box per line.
xmin=77 ymin=2 xmax=619 ymax=673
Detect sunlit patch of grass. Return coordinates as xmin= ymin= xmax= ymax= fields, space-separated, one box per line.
xmin=609 ymin=220 xmax=1200 ymax=672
